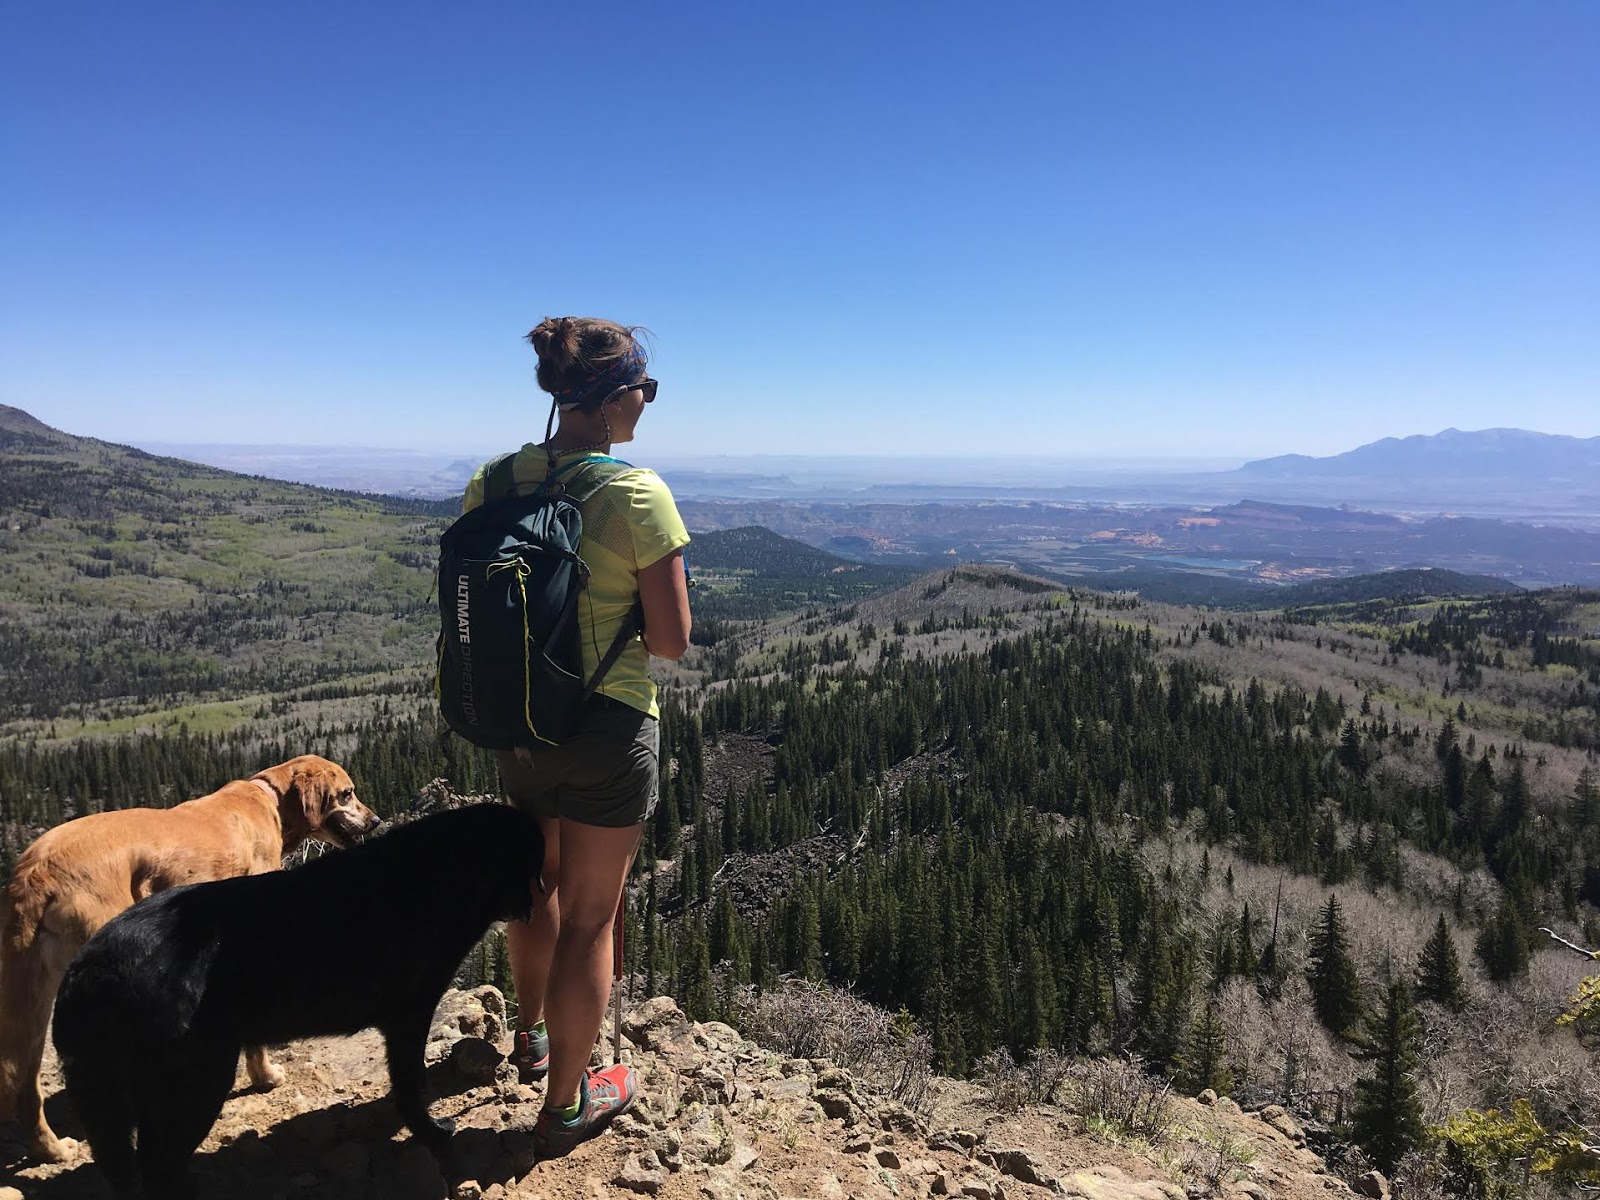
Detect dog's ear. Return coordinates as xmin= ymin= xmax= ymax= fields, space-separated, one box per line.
xmin=296 ymin=762 xmax=340 ymax=834
xmin=255 ymin=758 xmax=314 ymax=840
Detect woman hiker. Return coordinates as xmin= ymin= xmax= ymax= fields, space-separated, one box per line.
xmin=461 ymin=316 xmax=691 ymax=1158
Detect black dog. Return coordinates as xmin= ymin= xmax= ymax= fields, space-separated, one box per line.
xmin=53 ymin=803 xmax=543 ymax=1199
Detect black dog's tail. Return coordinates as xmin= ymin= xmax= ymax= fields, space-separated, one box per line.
xmin=53 ymin=972 xmax=139 ymax=1191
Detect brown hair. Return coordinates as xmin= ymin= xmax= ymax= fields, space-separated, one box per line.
xmin=525 ymin=317 xmax=646 ymax=396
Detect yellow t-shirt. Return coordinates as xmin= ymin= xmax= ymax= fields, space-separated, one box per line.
xmin=463 ymin=446 xmax=689 ymax=720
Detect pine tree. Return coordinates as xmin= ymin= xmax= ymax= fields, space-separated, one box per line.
xmin=1176 ymin=1001 xmax=1232 ymax=1097
xmin=1306 ymin=894 xmax=1363 ymax=1038
xmin=1415 ymin=915 xmax=1468 ymax=1011
xmin=675 ymin=917 xmax=716 ymax=1021
xmin=1475 ymin=894 xmax=1531 ymax=982
xmin=791 ymin=885 xmax=823 ymax=981
xmin=1338 ymin=719 xmax=1364 ymax=776
xmin=1350 ymin=979 xmax=1427 ymax=1173
xmin=1234 ymin=901 xmax=1259 ymax=979
xmin=652 ymin=779 xmax=680 ymax=858
xmin=1575 ymin=767 xmax=1598 ymax=826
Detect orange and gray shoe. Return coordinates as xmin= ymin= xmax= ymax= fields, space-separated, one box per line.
xmin=533 ymin=1065 xmax=637 ymax=1159
xmin=512 ymin=1025 xmax=550 ymax=1082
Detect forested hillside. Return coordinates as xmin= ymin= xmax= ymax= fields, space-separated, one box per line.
xmin=687 ymin=525 xmax=916 ymax=634
xmin=1249 ymin=567 xmax=1522 ymax=609
xmin=0 ymin=406 xmax=453 ymax=728
xmin=3 ymin=414 xmax=1599 ymax=1194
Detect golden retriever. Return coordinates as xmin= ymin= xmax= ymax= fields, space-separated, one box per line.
xmin=0 ymin=754 xmax=380 ymax=1163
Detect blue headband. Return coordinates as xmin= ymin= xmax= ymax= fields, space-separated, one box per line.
xmin=551 ymin=342 xmax=648 ymax=411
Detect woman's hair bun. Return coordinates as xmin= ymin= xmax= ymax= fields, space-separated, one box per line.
xmin=527 ymin=317 xmax=582 ymax=374
xmin=524 ymin=316 xmax=646 ymax=397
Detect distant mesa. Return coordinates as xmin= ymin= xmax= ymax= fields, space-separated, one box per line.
xmin=1213 ymin=499 xmax=1408 ymax=529
xmin=1268 ymin=566 xmax=1521 ymax=608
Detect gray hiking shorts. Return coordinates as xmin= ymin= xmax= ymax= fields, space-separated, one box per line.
xmin=495 ymin=695 xmax=659 ymax=828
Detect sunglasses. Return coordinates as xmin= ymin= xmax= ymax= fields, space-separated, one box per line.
xmin=604 ymin=377 xmax=658 ymax=405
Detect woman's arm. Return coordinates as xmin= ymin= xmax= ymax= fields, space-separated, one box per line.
xmin=638 ymin=549 xmax=691 ymax=660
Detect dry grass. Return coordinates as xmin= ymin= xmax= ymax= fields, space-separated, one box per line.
xmin=737 ymin=979 xmax=934 ymax=1114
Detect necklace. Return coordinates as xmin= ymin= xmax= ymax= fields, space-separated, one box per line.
xmin=540 ymin=439 xmax=609 ymax=458
xmin=540 ymin=407 xmax=614 ymax=464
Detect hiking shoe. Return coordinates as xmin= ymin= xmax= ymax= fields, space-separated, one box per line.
xmin=512 ymin=1026 xmax=550 ymax=1083
xmin=533 ymin=1065 xmax=637 ymax=1159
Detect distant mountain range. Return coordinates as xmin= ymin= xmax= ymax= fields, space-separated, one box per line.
xmin=112 ymin=424 xmax=1600 ymax=528
xmin=1238 ymin=427 xmax=1600 ymax=482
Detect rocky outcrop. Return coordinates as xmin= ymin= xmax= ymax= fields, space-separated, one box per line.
xmin=11 ymin=990 xmax=1369 ymax=1200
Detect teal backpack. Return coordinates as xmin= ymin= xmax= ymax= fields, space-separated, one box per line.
xmin=436 ymin=453 xmax=640 ymax=749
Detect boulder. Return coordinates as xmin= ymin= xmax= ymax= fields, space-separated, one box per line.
xmin=983 ymin=1148 xmax=1055 ymax=1190
xmin=616 ymin=1150 xmax=667 ymax=1195
xmin=1254 ymin=1104 xmax=1305 ymax=1145
xmin=696 ymin=1020 xmax=747 ymax=1051
xmin=763 ymin=1075 xmax=814 ymax=1101
xmin=1059 ymin=1170 xmax=1180 ymax=1200
xmin=816 ymin=1066 xmax=857 ymax=1094
xmin=447 ymin=1036 xmax=505 ymax=1085
xmin=425 ymin=988 xmax=506 ymax=1067
xmin=650 ymin=1127 xmax=685 ymax=1171
xmin=730 ymin=1143 xmax=762 ymax=1172
xmin=695 ymin=1065 xmax=733 ymax=1105
xmin=623 ymin=997 xmax=693 ymax=1051
xmin=876 ymin=1099 xmax=927 ymax=1135
xmin=1353 ymin=1170 xmax=1389 ymax=1199
xmin=815 ymin=1087 xmax=863 ymax=1124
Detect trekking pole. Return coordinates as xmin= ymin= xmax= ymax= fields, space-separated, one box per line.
xmin=612 ymin=885 xmax=626 ymax=1065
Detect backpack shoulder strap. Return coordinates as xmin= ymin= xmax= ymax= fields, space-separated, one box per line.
xmin=582 ymin=597 xmax=646 ymax=701
xmin=560 ymin=455 xmax=635 ymax=504
xmin=482 ymin=452 xmax=521 ymax=502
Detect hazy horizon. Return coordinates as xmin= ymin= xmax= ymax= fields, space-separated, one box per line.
xmin=128 ymin=422 xmax=1600 ymax=474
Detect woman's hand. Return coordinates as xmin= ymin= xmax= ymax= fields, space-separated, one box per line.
xmin=638 ymin=550 xmax=691 ymax=660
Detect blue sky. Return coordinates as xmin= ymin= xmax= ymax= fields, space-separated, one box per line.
xmin=3 ymin=2 xmax=1596 ymax=460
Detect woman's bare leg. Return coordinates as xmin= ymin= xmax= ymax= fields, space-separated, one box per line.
xmin=541 ymin=819 xmax=642 ymax=1109
xmin=507 ymin=816 xmax=562 ymax=1028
